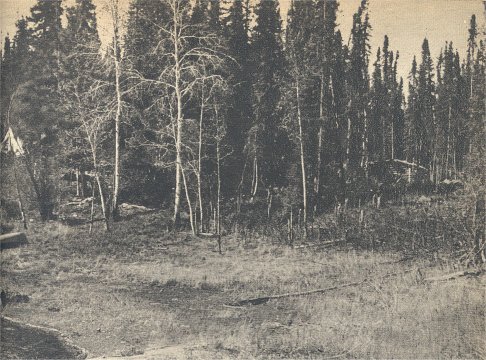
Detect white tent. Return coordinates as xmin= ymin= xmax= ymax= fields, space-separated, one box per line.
xmin=1 ymin=127 xmax=24 ymax=156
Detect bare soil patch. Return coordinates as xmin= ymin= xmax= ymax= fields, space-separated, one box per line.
xmin=0 ymin=316 xmax=86 ymax=359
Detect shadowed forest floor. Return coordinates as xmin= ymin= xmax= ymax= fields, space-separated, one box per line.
xmin=1 ymin=211 xmax=485 ymax=359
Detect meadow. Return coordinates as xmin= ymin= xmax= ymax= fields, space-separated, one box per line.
xmin=1 ymin=203 xmax=484 ymax=359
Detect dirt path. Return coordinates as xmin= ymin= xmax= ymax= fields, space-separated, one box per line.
xmin=0 ymin=316 xmax=87 ymax=359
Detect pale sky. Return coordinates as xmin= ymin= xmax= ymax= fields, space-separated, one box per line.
xmin=0 ymin=0 xmax=484 ymax=86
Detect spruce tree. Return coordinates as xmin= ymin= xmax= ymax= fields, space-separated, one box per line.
xmin=416 ymin=38 xmax=436 ymax=178
xmin=11 ymin=0 xmax=64 ymax=220
xmin=250 ymin=0 xmax=288 ymax=194
xmin=344 ymin=0 xmax=371 ymax=201
xmin=223 ymin=0 xmax=253 ymax=195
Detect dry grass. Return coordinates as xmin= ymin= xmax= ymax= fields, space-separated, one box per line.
xmin=1 ymin=215 xmax=485 ymax=359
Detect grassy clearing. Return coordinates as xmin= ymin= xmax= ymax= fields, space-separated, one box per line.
xmin=1 ymin=213 xmax=485 ymax=359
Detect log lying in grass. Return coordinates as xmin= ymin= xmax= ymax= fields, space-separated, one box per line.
xmin=230 ymin=280 xmax=367 ymax=306
xmin=199 ymin=232 xmax=217 ymax=239
xmin=0 ymin=232 xmax=28 ymax=250
xmin=293 ymin=239 xmax=345 ymax=250
xmin=230 ymin=269 xmax=416 ymax=306
xmin=424 ymin=270 xmax=482 ymax=282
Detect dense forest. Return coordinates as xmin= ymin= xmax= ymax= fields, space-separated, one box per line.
xmin=0 ymin=0 xmax=484 ymax=261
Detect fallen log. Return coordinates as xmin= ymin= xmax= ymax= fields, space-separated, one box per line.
xmin=229 ymin=269 xmax=416 ymax=306
xmin=293 ymin=239 xmax=345 ymax=250
xmin=0 ymin=232 xmax=28 ymax=250
xmin=424 ymin=270 xmax=482 ymax=282
xmin=231 ymin=280 xmax=366 ymax=306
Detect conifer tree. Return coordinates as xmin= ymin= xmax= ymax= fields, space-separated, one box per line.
xmin=343 ymin=0 xmax=371 ymax=202
xmin=10 ymin=0 xmax=64 ymax=220
xmin=223 ymin=0 xmax=253 ymax=196
xmin=250 ymin=0 xmax=288 ymax=197
xmin=416 ymin=38 xmax=436 ymax=179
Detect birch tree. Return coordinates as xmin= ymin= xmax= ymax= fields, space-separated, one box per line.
xmin=128 ymin=0 xmax=227 ymax=230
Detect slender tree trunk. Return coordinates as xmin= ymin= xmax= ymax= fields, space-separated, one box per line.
xmin=89 ymin=181 xmax=95 ymax=234
xmin=445 ymin=103 xmax=452 ymax=178
xmin=216 ymin=108 xmax=222 ymax=254
xmin=181 ymin=167 xmax=196 ymax=235
xmin=251 ymin=156 xmax=258 ymax=198
xmin=345 ymin=115 xmax=352 ymax=173
xmin=95 ymin=173 xmax=110 ymax=232
xmin=390 ymin=112 xmax=394 ymax=160
xmin=362 ymin=108 xmax=369 ymax=174
xmin=110 ymin=0 xmax=122 ymax=220
xmin=474 ymin=191 xmax=485 ymax=263
xmin=112 ymin=48 xmax=121 ymax=219
xmin=197 ymin=84 xmax=205 ymax=234
xmin=76 ymin=168 xmax=80 ymax=197
xmin=13 ymin=157 xmax=27 ymax=229
xmin=316 ymin=76 xmax=324 ymax=200
xmin=172 ymin=6 xmax=183 ymax=229
xmin=296 ymin=79 xmax=307 ymax=239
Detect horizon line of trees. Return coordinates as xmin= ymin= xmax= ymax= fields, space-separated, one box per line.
xmin=0 ymin=0 xmax=484 ymax=239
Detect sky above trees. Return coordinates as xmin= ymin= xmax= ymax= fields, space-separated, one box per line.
xmin=0 ymin=0 xmax=484 ymax=86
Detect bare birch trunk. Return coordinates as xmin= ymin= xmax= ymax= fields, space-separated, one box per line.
xmin=197 ymin=85 xmax=205 ymax=234
xmin=216 ymin=108 xmax=222 ymax=254
xmin=172 ymin=4 xmax=183 ymax=229
xmin=89 ymin=182 xmax=95 ymax=234
xmin=109 ymin=0 xmax=122 ymax=220
xmin=251 ymin=156 xmax=258 ymax=198
xmin=95 ymin=173 xmax=110 ymax=232
xmin=296 ymin=79 xmax=307 ymax=239
xmin=181 ymin=167 xmax=196 ymax=235
xmin=13 ymin=156 xmax=27 ymax=230
xmin=76 ymin=168 xmax=80 ymax=197
xmin=112 ymin=44 xmax=121 ymax=218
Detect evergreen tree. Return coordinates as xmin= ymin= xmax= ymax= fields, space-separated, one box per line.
xmin=343 ymin=0 xmax=371 ymax=201
xmin=250 ymin=0 xmax=288 ymax=194
xmin=223 ymin=0 xmax=253 ymax=195
xmin=312 ymin=0 xmax=342 ymax=209
xmin=60 ymin=0 xmax=102 ymax=199
xmin=369 ymin=46 xmax=384 ymax=162
xmin=406 ymin=56 xmax=419 ymax=163
xmin=416 ymin=38 xmax=435 ymax=177
xmin=10 ymin=0 xmax=64 ymax=220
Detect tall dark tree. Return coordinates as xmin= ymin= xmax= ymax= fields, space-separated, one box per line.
xmin=416 ymin=38 xmax=436 ymax=179
xmin=223 ymin=0 xmax=253 ymax=196
xmin=249 ymin=0 xmax=288 ymax=196
xmin=9 ymin=0 xmax=64 ymax=220
xmin=60 ymin=0 xmax=102 ymax=200
xmin=342 ymin=0 xmax=371 ymax=203
xmin=312 ymin=0 xmax=342 ymax=210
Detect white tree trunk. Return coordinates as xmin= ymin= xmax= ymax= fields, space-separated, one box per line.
xmin=172 ymin=3 xmax=183 ymax=228
xmin=109 ymin=0 xmax=122 ymax=219
xmin=296 ymin=79 xmax=307 ymax=239
xmin=216 ymin=110 xmax=222 ymax=254
xmin=113 ymin=42 xmax=122 ymax=217
xmin=181 ymin=167 xmax=196 ymax=235
xmin=197 ymin=85 xmax=205 ymax=233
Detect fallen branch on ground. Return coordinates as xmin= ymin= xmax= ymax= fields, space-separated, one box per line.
xmin=293 ymin=239 xmax=345 ymax=250
xmin=424 ymin=270 xmax=482 ymax=282
xmin=229 ymin=269 xmax=416 ymax=306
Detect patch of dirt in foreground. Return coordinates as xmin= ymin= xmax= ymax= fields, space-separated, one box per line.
xmin=0 ymin=316 xmax=87 ymax=359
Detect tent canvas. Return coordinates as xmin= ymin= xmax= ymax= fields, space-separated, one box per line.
xmin=1 ymin=127 xmax=24 ymax=156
